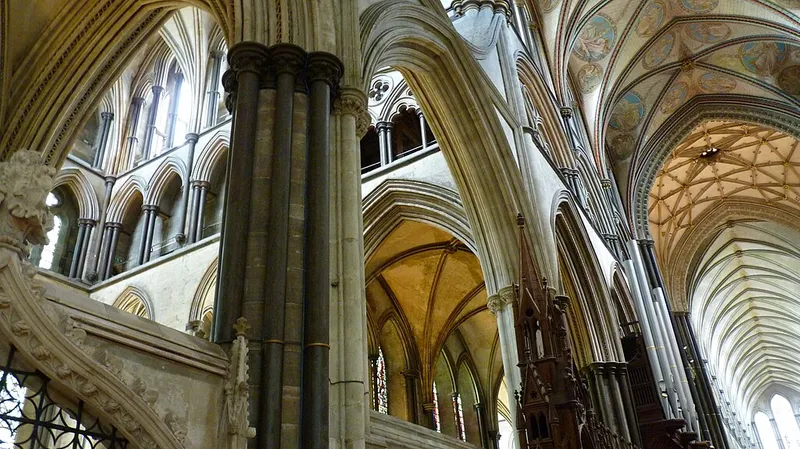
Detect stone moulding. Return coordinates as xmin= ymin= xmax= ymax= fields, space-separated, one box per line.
xmin=0 ymin=250 xmax=186 ymax=449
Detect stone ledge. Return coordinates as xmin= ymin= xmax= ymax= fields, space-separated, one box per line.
xmin=367 ymin=411 xmax=478 ymax=449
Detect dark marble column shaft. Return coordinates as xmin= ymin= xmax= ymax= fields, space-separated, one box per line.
xmin=91 ymin=176 xmax=116 ymax=281
xmin=126 ymin=97 xmax=145 ymax=168
xmin=76 ymin=219 xmax=94 ymax=278
xmin=376 ymin=121 xmax=391 ymax=166
xmin=258 ymin=43 xmax=305 ymax=449
xmin=143 ymin=205 xmax=158 ymax=263
xmin=165 ymin=73 xmax=184 ymax=149
xmin=213 ymin=43 xmax=268 ymax=345
xmin=93 ymin=112 xmax=114 ymax=169
xmin=137 ymin=207 xmax=153 ymax=265
xmin=418 ymin=110 xmax=428 ymax=151
xmin=300 ymin=51 xmax=343 ymax=449
xmin=193 ymin=182 xmax=209 ymax=242
xmin=104 ymin=223 xmax=121 ymax=279
xmin=178 ymin=133 xmax=199 ymax=244
xmin=187 ymin=183 xmax=201 ymax=243
xmin=142 ymin=85 xmax=164 ymax=159
xmin=68 ymin=224 xmax=87 ymax=278
xmin=206 ymin=51 xmax=224 ymax=127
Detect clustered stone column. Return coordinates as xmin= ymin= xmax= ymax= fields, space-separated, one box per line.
xmin=142 ymin=85 xmax=164 ymax=160
xmin=125 ymin=96 xmax=145 ymax=168
xmin=186 ymin=180 xmax=209 ymax=243
xmin=673 ymin=312 xmax=729 ymax=449
xmin=99 ymin=222 xmax=121 ymax=280
xmin=584 ymin=362 xmax=641 ymax=446
xmin=487 ymin=286 xmax=522 ymax=433
xmin=68 ymin=218 xmax=95 ymax=279
xmin=206 ymin=51 xmax=224 ymax=128
xmin=88 ymin=176 xmax=115 ymax=281
xmin=177 ymin=133 xmax=199 ymax=244
xmin=165 ymin=72 xmax=184 ymax=149
xmin=93 ymin=112 xmax=114 ymax=169
xmin=211 ymin=42 xmax=343 ymax=449
xmin=376 ymin=121 xmax=393 ymax=166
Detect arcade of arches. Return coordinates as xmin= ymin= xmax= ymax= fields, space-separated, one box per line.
xmin=0 ymin=1 xmax=799 ymax=449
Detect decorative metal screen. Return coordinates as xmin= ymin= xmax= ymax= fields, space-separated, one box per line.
xmin=0 ymin=346 xmax=128 ymax=449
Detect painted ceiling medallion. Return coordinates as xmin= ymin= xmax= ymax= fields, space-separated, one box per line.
xmin=538 ymin=0 xmax=562 ymax=13
xmin=684 ymin=22 xmax=731 ymax=44
xmin=611 ymin=133 xmax=636 ymax=158
xmin=610 ymin=91 xmax=645 ymax=132
xmin=698 ymin=72 xmax=737 ymax=93
xmin=573 ymin=14 xmax=616 ymax=62
xmin=637 ymin=1 xmax=666 ymax=37
xmin=644 ymin=32 xmax=676 ymax=69
xmin=740 ymin=41 xmax=787 ymax=76
xmin=678 ymin=0 xmax=719 ymax=14
xmin=661 ymin=82 xmax=689 ymax=114
xmin=578 ymin=63 xmax=603 ymax=93
xmin=777 ymin=65 xmax=800 ymax=95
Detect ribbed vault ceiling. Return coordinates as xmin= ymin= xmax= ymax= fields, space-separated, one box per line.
xmin=545 ymin=0 xmax=800 ymax=161
xmin=649 ymin=121 xmax=800 ymax=258
xmin=689 ymin=220 xmax=800 ymax=417
xmin=365 ymin=220 xmax=500 ymax=395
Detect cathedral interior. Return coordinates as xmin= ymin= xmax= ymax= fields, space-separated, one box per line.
xmin=1 ymin=1 xmax=800 ymax=449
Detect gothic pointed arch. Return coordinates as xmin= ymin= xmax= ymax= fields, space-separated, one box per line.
xmin=146 ymin=156 xmax=188 ymax=205
xmin=194 ymin=129 xmax=230 ymax=182
xmin=53 ymin=167 xmax=101 ymax=221
xmin=107 ymin=175 xmax=148 ymax=223
xmin=112 ymin=285 xmax=154 ymax=319
xmin=363 ymin=179 xmax=475 ymax=257
xmin=361 ymin=2 xmax=553 ymax=289
xmin=190 ymin=257 xmax=218 ymax=322
xmin=552 ymin=193 xmax=625 ymax=366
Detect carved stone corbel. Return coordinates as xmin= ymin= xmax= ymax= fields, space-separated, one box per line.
xmin=487 ymin=284 xmax=516 ymax=314
xmin=225 ymin=317 xmax=256 ymax=449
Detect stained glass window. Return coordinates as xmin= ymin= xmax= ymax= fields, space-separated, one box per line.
xmin=453 ymin=392 xmax=466 ymax=441
xmin=432 ymin=382 xmax=441 ymax=432
xmin=375 ymin=348 xmax=388 ymax=414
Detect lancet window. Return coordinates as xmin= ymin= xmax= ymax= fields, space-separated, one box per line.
xmin=754 ymin=395 xmax=800 ymax=449
xmin=372 ymin=347 xmax=388 ymax=414
xmin=432 ymin=381 xmax=441 ymax=433
xmin=452 ymin=392 xmax=466 ymax=441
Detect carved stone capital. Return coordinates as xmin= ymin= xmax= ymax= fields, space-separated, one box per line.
xmin=101 ymin=111 xmax=115 ymax=121
xmin=185 ymin=133 xmax=200 ymax=145
xmin=335 ymin=87 xmax=371 ymax=137
xmin=487 ymin=285 xmax=515 ymax=314
xmin=227 ymin=42 xmax=270 ymax=76
xmin=306 ymin=52 xmax=344 ymax=87
xmin=0 ymin=150 xmax=56 ymax=255
xmin=560 ymin=107 xmax=573 ymax=119
xmin=270 ymin=43 xmax=307 ymax=77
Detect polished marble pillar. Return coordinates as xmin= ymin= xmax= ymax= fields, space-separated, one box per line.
xmin=89 ymin=176 xmax=115 ymax=281
xmin=142 ymin=85 xmax=164 ymax=160
xmin=126 ymin=97 xmax=145 ymax=168
xmin=93 ymin=112 xmax=114 ymax=169
xmin=143 ymin=205 xmax=158 ymax=263
xmin=177 ymin=133 xmax=199 ymax=244
xmin=212 ymin=42 xmax=344 ymax=449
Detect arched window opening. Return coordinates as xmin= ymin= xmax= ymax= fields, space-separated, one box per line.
xmin=113 ymin=288 xmax=151 ymax=319
xmin=391 ymin=108 xmax=423 ymax=160
xmin=772 ymin=395 xmax=800 ymax=449
xmin=0 ymin=345 xmax=128 ymax=448
xmin=360 ymin=126 xmax=381 ymax=173
xmin=498 ymin=413 xmax=514 ymax=449
xmin=432 ymin=381 xmax=442 ymax=433
xmin=152 ymin=175 xmax=184 ymax=258
xmin=372 ymin=347 xmax=388 ymax=414
xmin=117 ymin=192 xmax=146 ymax=275
xmin=199 ymin=310 xmax=213 ymax=340
xmin=202 ymin=153 xmax=228 ymax=238
xmin=457 ymin=364 xmax=481 ymax=443
xmin=71 ymin=110 xmax=101 ymax=166
xmin=30 ymin=190 xmax=80 ymax=276
xmin=529 ymin=413 xmax=540 ymax=439
xmin=756 ymin=411 xmax=780 ymax=449
xmin=538 ymin=413 xmax=549 ymax=439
